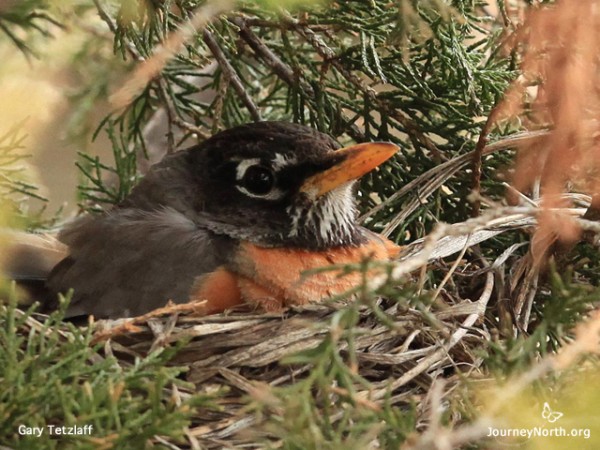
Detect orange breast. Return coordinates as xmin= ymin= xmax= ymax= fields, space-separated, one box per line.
xmin=190 ymin=235 xmax=400 ymax=314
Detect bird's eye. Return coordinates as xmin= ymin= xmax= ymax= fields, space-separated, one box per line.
xmin=240 ymin=165 xmax=275 ymax=195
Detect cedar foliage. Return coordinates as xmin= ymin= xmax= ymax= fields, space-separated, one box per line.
xmin=1 ymin=1 xmax=600 ymax=449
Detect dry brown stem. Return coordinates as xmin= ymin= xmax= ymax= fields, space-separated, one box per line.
xmin=499 ymin=0 xmax=600 ymax=258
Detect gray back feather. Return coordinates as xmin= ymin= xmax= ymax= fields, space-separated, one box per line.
xmin=48 ymin=208 xmax=234 ymax=318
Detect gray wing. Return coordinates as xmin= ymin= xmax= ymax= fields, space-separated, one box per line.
xmin=47 ymin=208 xmax=235 ymax=319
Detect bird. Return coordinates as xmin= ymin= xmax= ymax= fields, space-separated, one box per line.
xmin=4 ymin=121 xmax=400 ymax=319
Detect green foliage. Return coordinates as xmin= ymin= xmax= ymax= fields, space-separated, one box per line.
xmin=485 ymin=268 xmax=598 ymax=376
xmin=0 ymin=123 xmax=41 ymax=200
xmin=568 ymin=240 xmax=600 ymax=285
xmin=0 ymin=122 xmax=47 ymax=228
xmin=77 ymin=122 xmax=140 ymax=211
xmin=0 ymin=291 xmax=214 ymax=449
xmin=0 ymin=0 xmax=63 ymax=58
xmin=252 ymin=0 xmax=325 ymax=10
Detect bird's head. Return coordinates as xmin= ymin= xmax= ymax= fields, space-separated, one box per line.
xmin=188 ymin=122 xmax=397 ymax=249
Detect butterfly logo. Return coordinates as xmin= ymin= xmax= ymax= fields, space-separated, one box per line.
xmin=542 ymin=402 xmax=563 ymax=423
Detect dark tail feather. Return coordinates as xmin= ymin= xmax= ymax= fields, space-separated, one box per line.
xmin=1 ymin=231 xmax=67 ymax=304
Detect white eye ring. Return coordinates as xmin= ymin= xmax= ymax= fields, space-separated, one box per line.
xmin=234 ymin=159 xmax=284 ymax=200
xmin=235 ymin=158 xmax=261 ymax=181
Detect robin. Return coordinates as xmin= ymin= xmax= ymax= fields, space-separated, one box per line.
xmin=6 ymin=122 xmax=400 ymax=319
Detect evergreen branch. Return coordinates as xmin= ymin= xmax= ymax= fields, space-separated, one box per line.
xmin=92 ymin=0 xmax=140 ymax=60
xmin=231 ymin=15 xmax=368 ymax=141
xmin=156 ymin=78 xmax=210 ymax=140
xmin=0 ymin=19 xmax=33 ymax=57
xmin=471 ymin=101 xmax=502 ymax=217
xmin=156 ymin=79 xmax=176 ymax=153
xmin=203 ymin=28 xmax=262 ymax=122
xmin=0 ymin=298 xmax=216 ymax=448
xmin=77 ymin=122 xmax=139 ymax=208
xmin=0 ymin=121 xmax=46 ymax=209
xmin=0 ymin=0 xmax=64 ymax=58
xmin=283 ymin=13 xmax=444 ymax=158
xmin=231 ymin=16 xmax=314 ymax=96
xmin=110 ymin=0 xmax=234 ymax=109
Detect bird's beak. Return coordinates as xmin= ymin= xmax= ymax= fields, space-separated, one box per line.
xmin=300 ymin=142 xmax=398 ymax=198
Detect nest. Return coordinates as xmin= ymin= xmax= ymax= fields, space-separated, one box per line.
xmin=95 ymin=276 xmax=490 ymax=448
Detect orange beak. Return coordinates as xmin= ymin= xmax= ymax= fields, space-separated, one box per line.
xmin=300 ymin=142 xmax=398 ymax=198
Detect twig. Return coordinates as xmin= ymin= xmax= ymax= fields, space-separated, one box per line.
xmin=231 ymin=16 xmax=313 ymax=95
xmin=519 ymin=270 xmax=538 ymax=332
xmin=91 ymin=300 xmax=208 ymax=344
xmin=211 ymin=73 xmax=229 ymax=132
xmin=471 ymin=103 xmax=500 ymax=217
xmin=92 ymin=0 xmax=118 ymax=34
xmin=370 ymin=271 xmax=493 ymax=401
xmin=502 ymin=182 xmax=537 ymax=206
xmin=417 ymin=380 xmax=447 ymax=448
xmin=431 ymin=235 xmax=471 ymax=303
xmin=203 ymin=29 xmax=262 ymax=122
xmin=231 ymin=16 xmax=369 ymax=141
xmin=110 ymin=0 xmax=234 ymax=109
xmin=156 ymin=79 xmax=176 ymax=153
xmin=156 ymin=78 xmax=210 ymax=142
